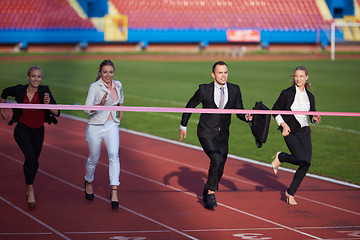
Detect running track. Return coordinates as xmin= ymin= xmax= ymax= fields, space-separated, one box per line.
xmin=0 ymin=115 xmax=359 ymax=240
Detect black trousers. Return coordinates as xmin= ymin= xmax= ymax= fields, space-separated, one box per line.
xmin=199 ymin=131 xmax=229 ymax=193
xmin=279 ymin=126 xmax=312 ymax=196
xmin=14 ymin=122 xmax=44 ymax=185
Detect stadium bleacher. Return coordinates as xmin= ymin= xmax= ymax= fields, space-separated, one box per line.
xmin=111 ymin=0 xmax=332 ymax=30
xmin=0 ymin=0 xmax=357 ymax=52
xmin=0 ymin=0 xmax=94 ymax=30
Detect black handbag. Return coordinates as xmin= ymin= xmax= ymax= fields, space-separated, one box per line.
xmin=248 ymin=101 xmax=271 ymax=148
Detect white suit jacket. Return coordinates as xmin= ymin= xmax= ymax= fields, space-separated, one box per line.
xmin=85 ymin=79 xmax=124 ymax=125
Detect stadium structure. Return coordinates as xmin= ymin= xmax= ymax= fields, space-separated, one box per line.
xmin=0 ymin=0 xmax=359 ymax=55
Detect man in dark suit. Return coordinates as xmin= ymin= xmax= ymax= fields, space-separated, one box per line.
xmin=179 ymin=61 xmax=252 ymax=209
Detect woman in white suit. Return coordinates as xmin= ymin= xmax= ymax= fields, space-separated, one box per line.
xmin=84 ymin=59 xmax=124 ymax=209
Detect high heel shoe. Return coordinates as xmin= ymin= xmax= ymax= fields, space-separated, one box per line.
xmin=26 ymin=194 xmax=36 ymax=209
xmin=84 ymin=181 xmax=94 ymax=201
xmin=271 ymin=151 xmax=282 ymax=174
xmin=285 ymin=191 xmax=297 ymax=206
xmin=110 ymin=189 xmax=119 ymax=209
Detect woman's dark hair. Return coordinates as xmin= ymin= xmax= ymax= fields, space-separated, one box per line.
xmin=291 ymin=65 xmax=311 ymax=89
xmin=27 ymin=66 xmax=43 ymax=77
xmin=96 ymin=59 xmax=115 ymax=81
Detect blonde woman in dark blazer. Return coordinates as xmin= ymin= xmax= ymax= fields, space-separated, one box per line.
xmin=271 ymin=66 xmax=321 ymax=205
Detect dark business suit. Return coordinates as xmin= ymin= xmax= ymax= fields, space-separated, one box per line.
xmin=181 ymin=82 xmax=247 ymax=193
xmin=1 ymin=84 xmax=59 ymax=185
xmin=272 ymin=85 xmax=316 ymax=196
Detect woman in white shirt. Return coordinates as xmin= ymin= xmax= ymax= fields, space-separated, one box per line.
xmin=84 ymin=59 xmax=124 ymax=209
xmin=271 ymin=66 xmax=321 ymax=205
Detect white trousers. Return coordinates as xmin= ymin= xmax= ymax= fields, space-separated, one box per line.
xmin=85 ymin=120 xmax=120 ymax=186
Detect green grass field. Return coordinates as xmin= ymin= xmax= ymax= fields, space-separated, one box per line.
xmin=0 ymin=57 xmax=359 ymax=185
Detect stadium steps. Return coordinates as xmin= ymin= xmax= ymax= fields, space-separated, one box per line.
xmin=343 ymin=16 xmax=360 ymax=41
xmin=90 ymin=1 xmax=122 ymax=33
xmin=355 ymin=0 xmax=360 ymax=19
xmin=65 ymin=0 xmax=106 ymax=33
xmin=65 ymin=0 xmax=88 ymax=19
xmin=315 ymin=0 xmax=333 ymax=21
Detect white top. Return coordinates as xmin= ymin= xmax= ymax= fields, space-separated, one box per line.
xmin=85 ymin=79 xmax=124 ymax=125
xmin=275 ymin=85 xmax=310 ymax=128
xmin=214 ymin=82 xmax=228 ymax=109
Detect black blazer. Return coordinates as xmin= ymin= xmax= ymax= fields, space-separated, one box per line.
xmin=181 ymin=82 xmax=247 ymax=139
xmin=272 ymin=85 xmax=315 ymax=132
xmin=1 ymin=84 xmax=60 ymax=125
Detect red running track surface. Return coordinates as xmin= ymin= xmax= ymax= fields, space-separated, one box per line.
xmin=0 ymin=115 xmax=359 ymax=240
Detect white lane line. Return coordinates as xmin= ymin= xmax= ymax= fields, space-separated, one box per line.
xmin=45 ymin=117 xmax=360 ymax=216
xmin=291 ymin=196 xmax=360 ymax=216
xmin=1 ymin=116 xmax=359 ymax=239
xmin=118 ymin=145 xmax=360 ymax=216
xmin=118 ymin=127 xmax=360 ymax=189
xmin=181 ymin=225 xmax=360 ymax=232
xmin=296 ymin=226 xmax=360 ymax=230
xmin=42 ymin=145 xmax=323 ymax=240
xmin=0 ymin=233 xmax=52 ymax=235
xmin=0 ymin=151 xmax=198 ymax=240
xmin=0 ymin=194 xmax=71 ymax=240
xmin=182 ymin=227 xmax=283 ymax=232
xmin=313 ymin=124 xmax=360 ymax=135
xmin=62 ymin=114 xmax=360 ymax=190
xmin=65 ymin=230 xmax=171 ymax=234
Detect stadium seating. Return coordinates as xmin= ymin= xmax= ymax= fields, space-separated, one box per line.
xmin=0 ymin=0 xmax=94 ymax=30
xmin=0 ymin=0 xmax=333 ymax=31
xmin=110 ymin=0 xmax=333 ymax=30
xmin=0 ymin=0 xmax=347 ymax=47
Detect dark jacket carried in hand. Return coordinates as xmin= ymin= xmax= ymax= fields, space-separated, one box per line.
xmin=248 ymin=101 xmax=271 ymax=148
xmin=1 ymin=84 xmax=60 ymax=125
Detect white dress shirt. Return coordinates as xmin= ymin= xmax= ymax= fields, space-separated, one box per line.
xmin=275 ymin=85 xmax=310 ymax=128
xmin=214 ymin=82 xmax=228 ymax=109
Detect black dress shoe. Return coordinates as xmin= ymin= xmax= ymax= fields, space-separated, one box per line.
xmin=110 ymin=189 xmax=119 ymax=209
xmin=111 ymin=201 xmax=119 ymax=209
xmin=84 ymin=181 xmax=94 ymax=201
xmin=202 ymin=193 xmax=207 ymax=203
xmin=205 ymin=193 xmax=217 ymax=209
xmin=202 ymin=189 xmax=208 ymax=203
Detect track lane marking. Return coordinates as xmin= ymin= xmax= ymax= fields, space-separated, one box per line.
xmin=118 ymin=144 xmax=360 ymax=216
xmin=61 ymin=114 xmax=360 ymax=189
xmin=0 ymin=232 xmax=52 ymax=236
xmin=65 ymin=230 xmax=171 ymax=234
xmin=1 ymin=117 xmax=359 ymax=239
xmin=0 ymin=192 xmax=71 ymax=240
xmin=41 ymin=144 xmax=323 ymax=240
xmin=0 ymin=152 xmax=198 ymax=240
